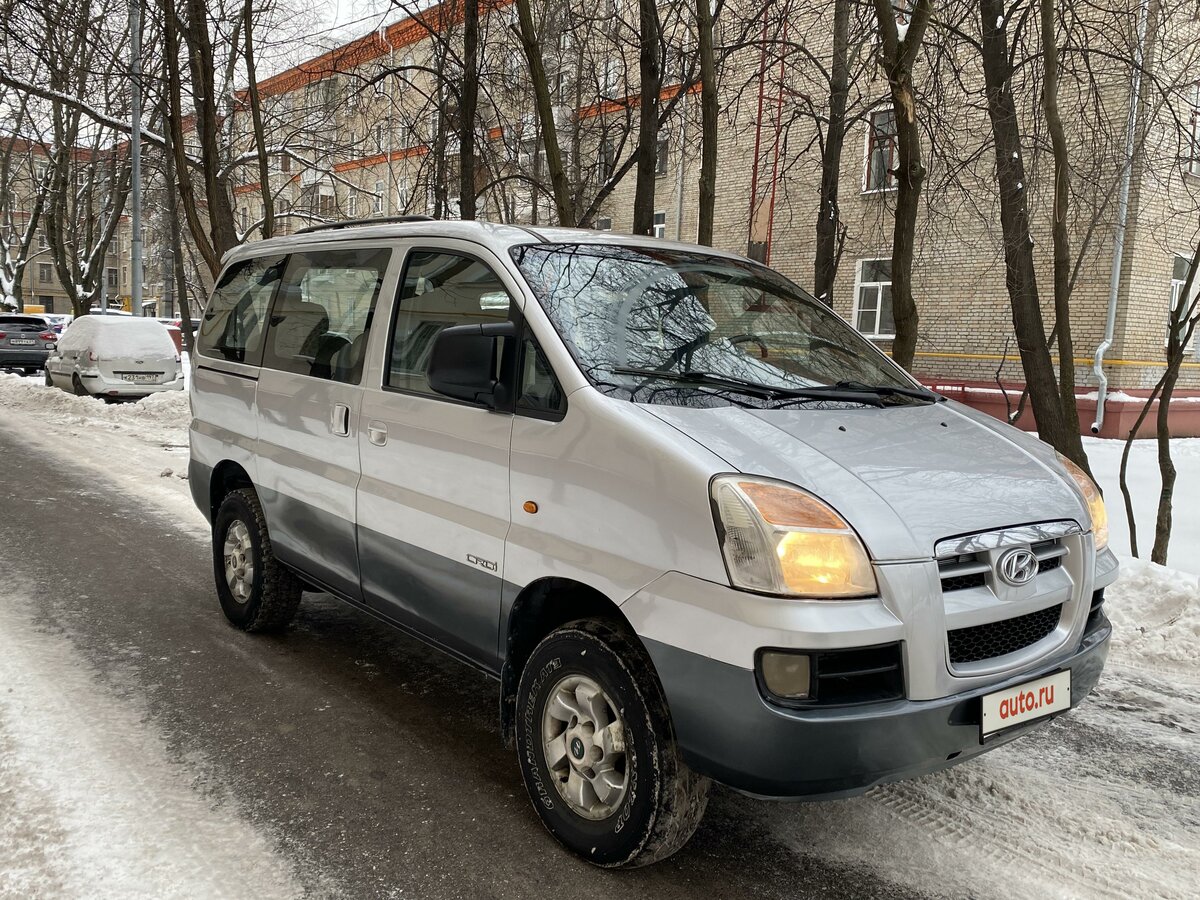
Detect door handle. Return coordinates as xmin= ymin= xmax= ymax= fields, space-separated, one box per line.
xmin=367 ymin=420 xmax=388 ymax=446
xmin=331 ymin=403 xmax=350 ymax=436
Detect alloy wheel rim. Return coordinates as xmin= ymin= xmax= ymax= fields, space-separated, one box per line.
xmin=541 ymin=674 xmax=629 ymax=820
xmin=222 ymin=520 xmax=255 ymax=603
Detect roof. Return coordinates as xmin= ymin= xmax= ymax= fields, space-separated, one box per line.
xmin=222 ymin=219 xmax=752 ymax=268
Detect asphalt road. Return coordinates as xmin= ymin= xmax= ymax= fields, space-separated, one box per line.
xmin=0 ymin=428 xmax=930 ymax=899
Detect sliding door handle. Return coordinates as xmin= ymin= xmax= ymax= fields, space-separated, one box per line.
xmin=367 ymin=420 xmax=388 ymax=446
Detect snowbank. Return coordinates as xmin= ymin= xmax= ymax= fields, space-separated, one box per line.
xmin=1105 ymin=557 xmax=1200 ymax=674
xmin=1084 ymin=436 xmax=1200 ymax=576
xmin=0 ymin=372 xmax=190 ymax=429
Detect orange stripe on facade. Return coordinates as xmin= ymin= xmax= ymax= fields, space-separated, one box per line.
xmin=233 ymin=183 xmax=261 ymax=195
xmin=577 ymin=83 xmax=702 ymax=121
xmin=247 ymin=0 xmax=514 ymax=100
xmin=332 ymin=146 xmax=430 ymax=172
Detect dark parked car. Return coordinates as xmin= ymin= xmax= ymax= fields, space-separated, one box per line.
xmin=0 ymin=315 xmax=58 ymax=374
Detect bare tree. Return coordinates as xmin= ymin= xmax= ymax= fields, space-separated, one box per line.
xmin=631 ymin=0 xmax=663 ymax=234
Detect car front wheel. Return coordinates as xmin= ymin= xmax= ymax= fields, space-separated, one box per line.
xmin=515 ymin=619 xmax=710 ymax=867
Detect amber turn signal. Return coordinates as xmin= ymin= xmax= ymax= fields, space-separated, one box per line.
xmin=523 ymin=500 xmax=539 ymax=514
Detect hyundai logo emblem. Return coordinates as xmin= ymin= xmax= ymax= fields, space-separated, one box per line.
xmin=998 ymin=548 xmax=1038 ymax=586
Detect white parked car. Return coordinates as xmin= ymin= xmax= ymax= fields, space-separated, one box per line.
xmin=46 ymin=315 xmax=185 ymax=399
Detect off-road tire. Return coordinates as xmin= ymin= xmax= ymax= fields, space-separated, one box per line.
xmin=515 ymin=619 xmax=710 ymax=867
xmin=212 ymin=487 xmax=303 ymax=632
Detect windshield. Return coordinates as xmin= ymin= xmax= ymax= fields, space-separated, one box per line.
xmin=511 ymin=243 xmax=919 ymax=407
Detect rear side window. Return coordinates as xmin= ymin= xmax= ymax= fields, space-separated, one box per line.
xmin=386 ymin=250 xmax=513 ymax=395
xmin=261 ymin=247 xmax=390 ymax=383
xmin=197 ymin=255 xmax=285 ymax=364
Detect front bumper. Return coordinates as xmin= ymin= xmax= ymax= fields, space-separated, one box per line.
xmin=643 ymin=614 xmax=1110 ymax=798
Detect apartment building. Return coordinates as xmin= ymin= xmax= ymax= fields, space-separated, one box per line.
xmin=230 ymin=0 xmax=1200 ymax=434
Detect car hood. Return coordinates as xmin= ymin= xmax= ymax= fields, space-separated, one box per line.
xmin=642 ymin=399 xmax=1086 ymax=561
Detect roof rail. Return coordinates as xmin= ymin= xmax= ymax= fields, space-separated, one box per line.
xmin=295 ymin=215 xmax=436 ymax=235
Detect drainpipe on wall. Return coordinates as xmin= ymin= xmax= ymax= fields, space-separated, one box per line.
xmin=1092 ymin=0 xmax=1150 ymax=434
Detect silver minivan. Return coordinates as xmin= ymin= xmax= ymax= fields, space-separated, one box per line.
xmin=189 ymin=220 xmax=1117 ymax=867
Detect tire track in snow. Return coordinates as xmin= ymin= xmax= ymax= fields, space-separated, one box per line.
xmin=0 ymin=593 xmax=303 ymax=900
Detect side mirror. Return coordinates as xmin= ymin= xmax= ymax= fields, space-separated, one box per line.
xmin=427 ymin=321 xmax=517 ymax=408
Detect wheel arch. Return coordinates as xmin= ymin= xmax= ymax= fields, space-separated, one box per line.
xmin=209 ymin=460 xmax=255 ymax=521
xmin=499 ymin=577 xmax=651 ymax=745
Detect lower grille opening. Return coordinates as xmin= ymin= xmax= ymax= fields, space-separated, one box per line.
xmin=811 ymin=643 xmax=904 ymax=706
xmin=948 ymin=604 xmax=1063 ymax=664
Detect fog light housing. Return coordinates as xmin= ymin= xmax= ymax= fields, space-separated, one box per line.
xmin=759 ymin=651 xmax=811 ymax=699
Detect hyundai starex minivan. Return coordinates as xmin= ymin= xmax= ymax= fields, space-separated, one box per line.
xmin=189 ymin=219 xmax=1116 ymax=867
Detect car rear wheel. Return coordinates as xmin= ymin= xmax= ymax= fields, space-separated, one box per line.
xmin=515 ymin=619 xmax=710 ymax=867
xmin=212 ymin=488 xmax=302 ymax=632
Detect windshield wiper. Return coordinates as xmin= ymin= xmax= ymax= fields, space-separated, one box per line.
xmin=610 ymin=367 xmax=885 ymax=406
xmin=829 ymin=380 xmax=942 ymax=402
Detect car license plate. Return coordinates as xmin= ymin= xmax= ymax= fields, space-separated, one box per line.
xmin=981 ymin=670 xmax=1071 ymax=738
xmin=10 ymin=338 xmax=36 ymax=345
xmin=122 ymin=373 xmax=155 ymax=383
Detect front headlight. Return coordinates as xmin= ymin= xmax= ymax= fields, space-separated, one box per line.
xmin=710 ymin=476 xmax=877 ymax=598
xmin=1056 ymin=453 xmax=1108 ymax=550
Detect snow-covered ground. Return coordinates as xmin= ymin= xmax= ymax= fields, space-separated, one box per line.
xmin=0 ymin=371 xmax=1197 ymax=898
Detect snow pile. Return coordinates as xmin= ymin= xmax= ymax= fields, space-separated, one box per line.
xmin=1105 ymin=557 xmax=1200 ymax=673
xmin=0 ymin=372 xmax=190 ymax=430
xmin=58 ymin=315 xmax=177 ymax=358
xmin=1085 ymin=436 xmax=1200 ymax=576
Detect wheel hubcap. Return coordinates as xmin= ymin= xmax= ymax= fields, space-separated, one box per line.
xmin=541 ymin=674 xmax=629 ymax=820
xmin=222 ymin=520 xmax=255 ymax=603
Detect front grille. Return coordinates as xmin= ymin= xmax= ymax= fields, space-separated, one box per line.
xmin=941 ymin=571 xmax=985 ymax=592
xmin=948 ymin=604 xmax=1063 ymax=664
xmin=1037 ymin=556 xmax=1062 ymax=573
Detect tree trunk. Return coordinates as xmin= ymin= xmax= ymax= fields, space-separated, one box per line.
xmin=871 ymin=0 xmax=933 ymax=372
xmin=695 ymin=0 xmax=718 ymax=246
xmin=1150 ymin=242 xmax=1200 ymax=563
xmin=183 ymin=0 xmax=237 ymax=266
xmin=814 ymin=0 xmax=850 ymax=303
xmin=459 ymin=0 xmax=478 ymax=220
xmin=632 ymin=0 xmax=663 ymax=235
xmin=513 ymin=0 xmax=573 ymax=224
xmin=163 ymin=116 xmax=196 ymax=355
xmin=1040 ymin=0 xmax=1088 ymax=468
xmin=979 ymin=0 xmax=1082 ymax=465
xmin=242 ymin=0 xmax=274 ymax=239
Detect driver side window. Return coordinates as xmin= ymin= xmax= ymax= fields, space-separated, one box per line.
xmin=387 ymin=250 xmax=513 ymax=396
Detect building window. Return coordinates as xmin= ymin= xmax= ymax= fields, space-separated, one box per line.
xmin=865 ymin=108 xmax=897 ymax=192
xmin=240 ymin=207 xmax=248 ymax=231
xmin=121 ymin=266 xmax=128 ymax=286
xmin=397 ymin=177 xmax=410 ymax=211
xmin=601 ymin=59 xmax=621 ymax=95
xmin=39 ymin=263 xmax=53 ymax=283
xmin=348 ymin=194 xmax=358 ymax=217
xmin=376 ymin=123 xmax=388 ymax=151
xmin=655 ymin=138 xmax=669 ymax=176
xmin=596 ymin=217 xmax=612 ymax=231
xmin=106 ymin=267 xmax=118 ymax=289
xmin=1169 ymin=254 xmax=1196 ymax=344
xmin=653 ymin=211 xmax=666 ymax=239
xmin=374 ymin=180 xmax=385 ymax=214
xmin=1188 ymin=82 xmax=1200 ymax=177
xmin=854 ymin=258 xmax=894 ymax=337
xmin=279 ymin=154 xmax=292 ymax=173
xmin=553 ymin=71 xmax=569 ymax=104
xmin=598 ymin=139 xmax=616 ymax=181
